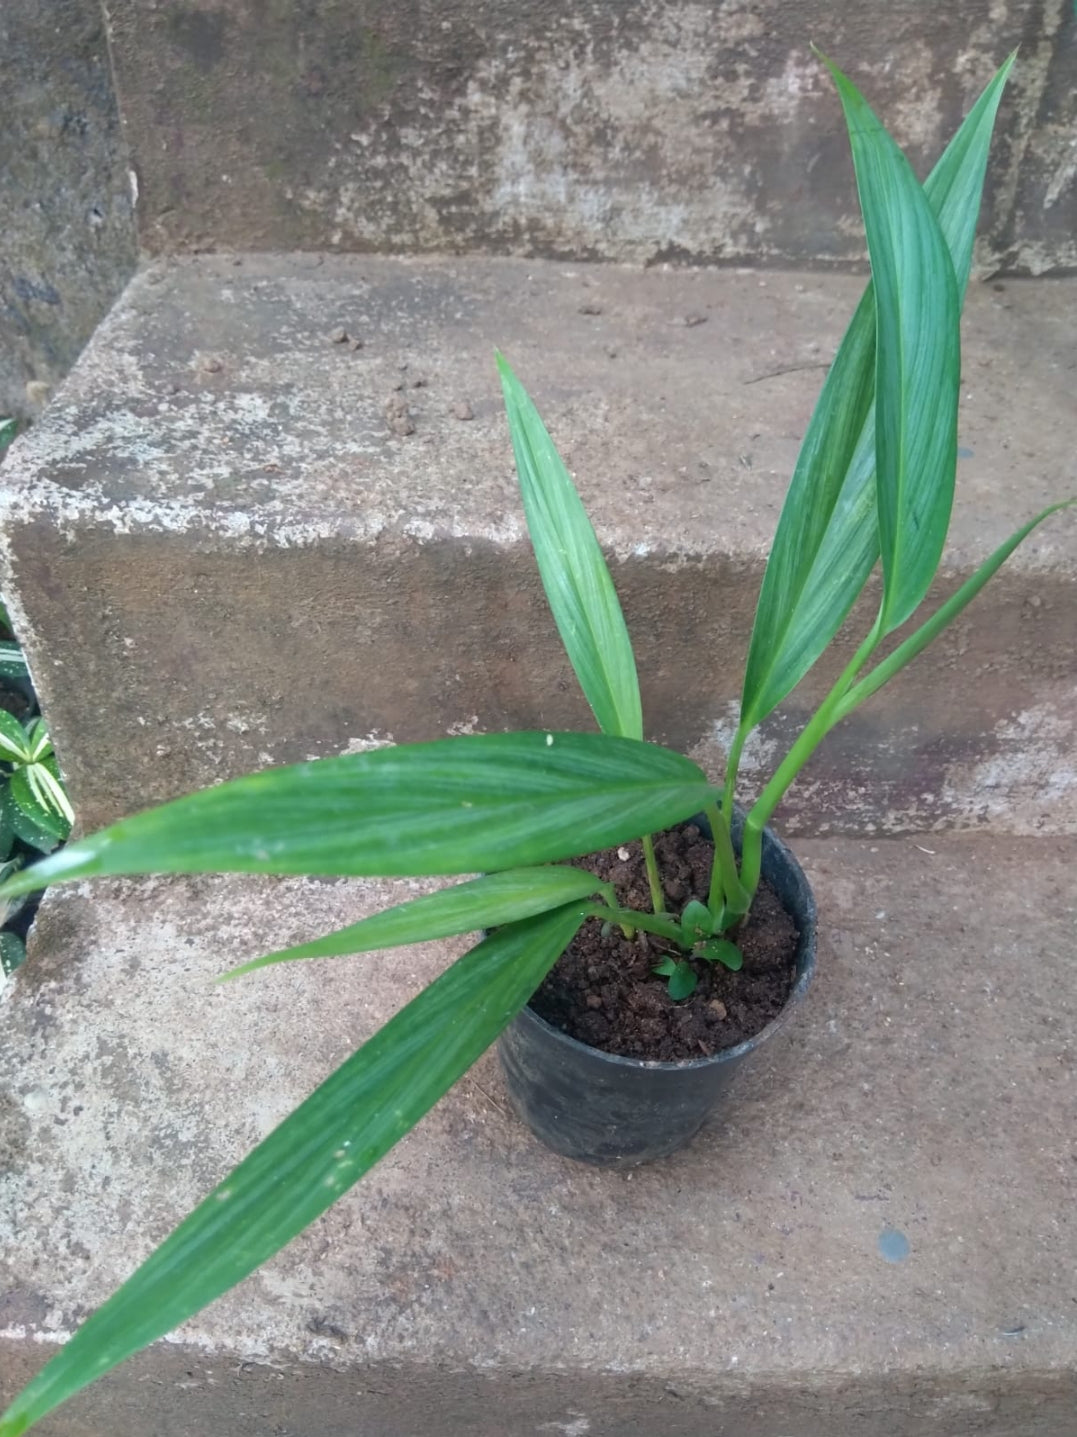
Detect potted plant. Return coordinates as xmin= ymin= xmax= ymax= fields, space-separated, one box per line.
xmin=0 ymin=54 xmax=1072 ymax=1437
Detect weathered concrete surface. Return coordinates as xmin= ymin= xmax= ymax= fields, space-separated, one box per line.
xmin=1000 ymin=6 xmax=1077 ymax=274
xmin=0 ymin=255 xmax=1073 ymax=837
xmin=0 ymin=0 xmax=137 ymax=424
xmin=101 ymin=0 xmax=1076 ymax=274
xmin=1 ymin=835 xmax=1075 ymax=1435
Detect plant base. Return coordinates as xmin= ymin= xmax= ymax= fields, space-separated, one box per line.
xmin=497 ymin=815 xmax=816 ymax=1166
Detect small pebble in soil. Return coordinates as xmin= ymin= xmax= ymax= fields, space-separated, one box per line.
xmin=453 ymin=401 xmax=475 ymax=421
xmin=384 ymin=394 xmax=415 ymax=436
xmin=579 ymin=302 xmax=603 ymax=315
xmin=684 ymin=312 xmax=708 ymax=327
xmin=329 ymin=326 xmax=349 ymax=344
xmin=199 ymin=355 xmax=224 ymax=373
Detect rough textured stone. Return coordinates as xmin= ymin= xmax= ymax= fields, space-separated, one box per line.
xmin=996 ymin=5 xmax=1077 ymax=274
xmin=0 ymin=0 xmax=137 ymax=423
xmin=1 ymin=835 xmax=1075 ymax=1434
xmin=102 ymin=0 xmax=1075 ymax=274
xmin=0 ymin=255 xmax=1073 ymax=838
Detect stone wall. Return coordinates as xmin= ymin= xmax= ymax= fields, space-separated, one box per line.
xmin=3 ymin=1 xmax=1074 ymax=424
xmin=0 ymin=0 xmax=137 ymax=423
xmin=105 ymin=0 xmax=1076 ymax=272
xmin=2 ymin=1 xmax=1073 ymax=427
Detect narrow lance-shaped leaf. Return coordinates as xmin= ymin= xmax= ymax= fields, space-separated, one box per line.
xmin=833 ymin=500 xmax=1076 ymax=722
xmin=498 ymin=354 xmax=643 ymax=739
xmin=739 ymin=57 xmax=1014 ymax=730
xmin=826 ymin=55 xmax=961 ymax=634
xmin=224 ymin=865 xmax=614 ymax=978
xmin=0 ymin=731 xmax=717 ymax=901
xmin=0 ymin=904 xmax=586 ymax=1437
xmin=738 ymin=287 xmax=876 ymax=733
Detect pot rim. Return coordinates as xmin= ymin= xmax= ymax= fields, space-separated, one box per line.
xmin=511 ymin=818 xmax=817 ymax=1073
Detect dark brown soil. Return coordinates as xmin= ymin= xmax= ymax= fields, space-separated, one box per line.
xmin=530 ymin=822 xmax=799 ymax=1062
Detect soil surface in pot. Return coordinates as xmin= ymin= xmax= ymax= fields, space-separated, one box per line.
xmin=530 ymin=822 xmax=799 ymax=1061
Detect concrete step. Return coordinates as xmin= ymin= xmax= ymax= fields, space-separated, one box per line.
xmin=104 ymin=3 xmax=1076 ymax=275
xmin=0 ymin=255 xmax=1074 ymax=838
xmin=1 ymin=834 xmax=1075 ymax=1435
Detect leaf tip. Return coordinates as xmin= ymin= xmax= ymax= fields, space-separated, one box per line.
xmin=809 ymin=43 xmax=841 ymax=80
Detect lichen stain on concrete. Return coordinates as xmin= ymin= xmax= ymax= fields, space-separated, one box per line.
xmin=940 ymin=702 xmax=1077 ymax=833
xmin=862 ymin=40 xmax=946 ymax=154
xmin=696 ymin=696 xmax=1077 ymax=839
xmin=968 ymin=0 xmax=1074 ymax=272
xmin=103 ymin=0 xmax=1077 ymax=272
xmin=315 ymin=4 xmax=814 ymax=262
xmin=299 ymin=5 xmax=1038 ymax=268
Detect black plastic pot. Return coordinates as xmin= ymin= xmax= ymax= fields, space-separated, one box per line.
xmin=497 ymin=814 xmax=816 ymax=1167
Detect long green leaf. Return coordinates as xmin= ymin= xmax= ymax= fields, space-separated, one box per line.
xmin=739 ymin=288 xmax=876 ymax=731
xmin=0 ymin=731 xmax=716 ymax=900
xmin=0 ymin=904 xmax=586 ymax=1437
xmin=498 ymin=354 xmax=643 ymax=739
xmin=739 ymin=57 xmax=1014 ymax=729
xmin=224 ymin=864 xmax=613 ymax=977
xmin=826 ymin=56 xmax=961 ymax=633
xmin=833 ymin=500 xmax=1076 ymax=722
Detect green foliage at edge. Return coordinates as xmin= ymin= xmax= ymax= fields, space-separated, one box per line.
xmin=0 ymin=732 xmax=716 ymax=901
